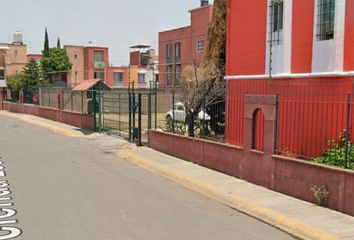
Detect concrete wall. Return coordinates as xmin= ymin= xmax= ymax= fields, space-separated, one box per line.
xmin=2 ymin=101 xmax=94 ymax=130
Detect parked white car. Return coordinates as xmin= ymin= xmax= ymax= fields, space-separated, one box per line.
xmin=166 ymin=102 xmax=211 ymax=123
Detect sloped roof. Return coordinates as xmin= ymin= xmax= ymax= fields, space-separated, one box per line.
xmin=72 ymin=79 xmax=110 ymax=91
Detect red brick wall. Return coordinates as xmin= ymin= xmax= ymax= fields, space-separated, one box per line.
xmin=149 ymin=130 xmax=354 ymax=216
xmin=2 ymin=101 xmax=94 ymax=130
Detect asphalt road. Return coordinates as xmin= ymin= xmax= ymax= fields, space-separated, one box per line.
xmin=0 ymin=115 xmax=296 ymax=240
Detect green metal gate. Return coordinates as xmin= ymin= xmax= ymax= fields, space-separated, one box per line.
xmin=95 ymin=83 xmax=157 ymax=145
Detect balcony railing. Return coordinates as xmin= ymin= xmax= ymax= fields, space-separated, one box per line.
xmin=94 ymin=62 xmax=105 ymax=69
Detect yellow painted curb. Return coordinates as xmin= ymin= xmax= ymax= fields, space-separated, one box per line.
xmin=0 ymin=111 xmax=99 ymax=139
xmin=116 ymin=150 xmax=342 ymax=240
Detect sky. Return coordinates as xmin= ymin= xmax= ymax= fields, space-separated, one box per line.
xmin=1 ymin=0 xmax=212 ymax=65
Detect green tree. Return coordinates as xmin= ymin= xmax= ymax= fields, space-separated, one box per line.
xmin=43 ymin=27 xmax=50 ymax=57
xmin=180 ymin=0 xmax=227 ymax=137
xmin=57 ymin=38 xmax=61 ymax=49
xmin=6 ymin=73 xmax=26 ymax=91
xmin=23 ymin=58 xmax=47 ymax=87
xmin=40 ymin=47 xmax=72 ymax=81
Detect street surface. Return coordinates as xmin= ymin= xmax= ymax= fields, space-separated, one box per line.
xmin=0 ymin=115 xmax=295 ymax=240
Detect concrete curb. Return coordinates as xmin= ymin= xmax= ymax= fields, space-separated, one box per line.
xmin=116 ymin=150 xmax=342 ymax=240
xmin=0 ymin=111 xmax=99 ymax=138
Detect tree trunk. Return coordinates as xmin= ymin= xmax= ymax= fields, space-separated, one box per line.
xmin=186 ymin=111 xmax=196 ymax=137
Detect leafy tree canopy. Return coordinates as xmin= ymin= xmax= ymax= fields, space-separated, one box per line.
xmin=40 ymin=47 xmax=72 ymax=74
xmin=23 ymin=58 xmax=47 ymax=87
xmin=6 ymin=73 xmax=26 ymax=91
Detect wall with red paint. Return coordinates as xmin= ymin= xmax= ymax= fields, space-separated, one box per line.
xmin=291 ymin=0 xmax=315 ymax=73
xmin=344 ymin=0 xmax=354 ymax=71
xmin=2 ymin=101 xmax=94 ymax=130
xmin=226 ymin=0 xmax=267 ymax=76
xmin=226 ymin=77 xmax=354 ymax=158
xmin=149 ymin=130 xmax=354 ymax=216
xmin=83 ymin=47 xmax=109 ymax=82
xmin=106 ymin=66 xmax=129 ymax=88
xmin=158 ymin=5 xmax=213 ymax=87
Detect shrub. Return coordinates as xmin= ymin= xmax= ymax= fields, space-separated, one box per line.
xmin=313 ymin=131 xmax=354 ymax=169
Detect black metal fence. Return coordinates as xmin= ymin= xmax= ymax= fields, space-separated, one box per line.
xmin=160 ymin=90 xmax=225 ymax=142
xmin=275 ymin=92 xmax=354 ymax=169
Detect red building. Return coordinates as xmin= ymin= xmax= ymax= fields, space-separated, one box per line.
xmin=225 ymin=0 xmax=354 ymax=158
xmin=158 ymin=0 xmax=213 ymax=88
xmin=83 ymin=46 xmax=109 ymax=82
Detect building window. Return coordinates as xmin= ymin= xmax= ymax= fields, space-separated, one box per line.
xmin=94 ymin=71 xmax=105 ymax=81
xmin=14 ymin=50 xmax=18 ymax=57
xmin=74 ymin=54 xmax=77 ymax=59
xmin=166 ymin=65 xmax=172 ymax=86
xmin=316 ymin=0 xmax=335 ymax=41
xmin=166 ymin=44 xmax=172 ymax=64
xmin=94 ymin=51 xmax=104 ymax=63
xmin=175 ymin=64 xmax=181 ymax=86
xmin=138 ymin=73 xmax=146 ymax=84
xmin=269 ymin=0 xmax=283 ymax=45
xmin=174 ymin=42 xmax=181 ymax=63
xmin=114 ymin=72 xmax=123 ymax=86
xmin=196 ymin=40 xmax=205 ymax=53
xmin=0 ymin=69 xmax=4 ymax=80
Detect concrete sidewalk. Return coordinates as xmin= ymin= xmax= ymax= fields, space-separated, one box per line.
xmin=2 ymin=110 xmax=354 ymax=240
xmin=117 ymin=147 xmax=354 ymax=240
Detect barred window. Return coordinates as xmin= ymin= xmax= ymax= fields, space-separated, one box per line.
xmin=316 ymin=0 xmax=335 ymax=41
xmin=269 ymin=0 xmax=283 ymax=45
xmin=166 ymin=44 xmax=172 ymax=64
xmin=196 ymin=40 xmax=205 ymax=53
xmin=166 ymin=65 xmax=172 ymax=86
xmin=175 ymin=64 xmax=181 ymax=85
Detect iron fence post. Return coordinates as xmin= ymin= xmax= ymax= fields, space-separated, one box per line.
xmin=344 ymin=94 xmax=351 ymax=169
xmin=98 ymin=84 xmax=103 ymax=133
xmin=132 ymin=82 xmax=136 ymax=141
xmin=93 ymin=90 xmax=97 ymax=131
xmin=70 ymin=90 xmax=73 ymax=111
xmin=172 ymin=90 xmax=175 ymax=133
xmin=155 ymin=81 xmax=157 ymax=130
xmin=39 ymin=88 xmax=42 ymax=106
xmin=118 ymin=93 xmax=121 ymax=135
xmin=138 ymin=94 xmax=142 ymax=146
xmin=273 ymin=94 xmax=279 ymax=154
xmin=128 ymin=82 xmax=132 ymax=141
xmin=148 ymin=93 xmax=152 ymax=130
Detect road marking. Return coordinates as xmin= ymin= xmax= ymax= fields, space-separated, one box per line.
xmin=0 ymin=159 xmax=22 ymax=239
xmin=0 ymin=227 xmax=22 ymax=240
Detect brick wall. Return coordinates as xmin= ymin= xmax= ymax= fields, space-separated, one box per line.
xmin=149 ymin=130 xmax=354 ymax=216
xmin=2 ymin=101 xmax=94 ymax=130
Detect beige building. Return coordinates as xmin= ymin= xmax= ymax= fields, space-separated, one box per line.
xmin=64 ymin=45 xmax=85 ymax=88
xmin=0 ymin=32 xmax=28 ymax=78
xmin=4 ymin=43 xmax=27 ymax=76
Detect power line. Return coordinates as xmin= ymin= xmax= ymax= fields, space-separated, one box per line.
xmin=28 ymin=0 xmax=163 ymax=28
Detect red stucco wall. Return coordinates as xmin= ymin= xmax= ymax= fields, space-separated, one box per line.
xmin=226 ymin=0 xmax=267 ymax=76
xmin=291 ymin=0 xmax=315 ymax=73
xmin=344 ymin=0 xmax=354 ymax=71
